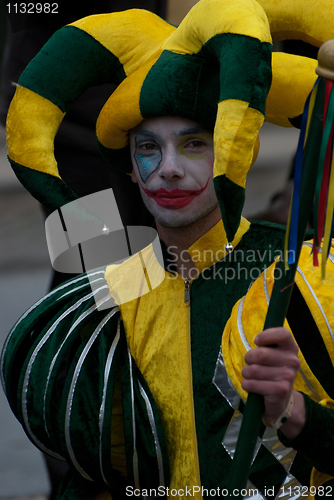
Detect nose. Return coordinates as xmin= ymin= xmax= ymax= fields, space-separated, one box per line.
xmin=158 ymin=147 xmax=185 ymax=180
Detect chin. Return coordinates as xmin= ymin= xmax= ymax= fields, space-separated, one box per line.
xmin=156 ymin=204 xmax=220 ymax=230
xmin=155 ymin=213 xmax=200 ymax=228
xmin=141 ymin=191 xmax=219 ymax=229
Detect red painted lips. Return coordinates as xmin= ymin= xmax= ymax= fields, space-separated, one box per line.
xmin=143 ymin=180 xmax=209 ymax=209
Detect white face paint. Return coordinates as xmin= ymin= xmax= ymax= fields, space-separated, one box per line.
xmin=130 ymin=116 xmax=220 ymax=230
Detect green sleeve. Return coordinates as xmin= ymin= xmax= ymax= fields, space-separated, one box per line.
xmin=278 ymin=393 xmax=334 ymax=477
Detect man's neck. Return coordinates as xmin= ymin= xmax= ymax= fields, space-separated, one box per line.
xmin=156 ymin=208 xmax=221 ymax=279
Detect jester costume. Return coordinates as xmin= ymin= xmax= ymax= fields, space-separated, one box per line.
xmin=2 ymin=220 xmax=334 ymax=499
xmin=2 ymin=0 xmax=334 ymax=499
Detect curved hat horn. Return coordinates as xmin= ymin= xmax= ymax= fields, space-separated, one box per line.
xmin=6 ymin=9 xmax=174 ymax=211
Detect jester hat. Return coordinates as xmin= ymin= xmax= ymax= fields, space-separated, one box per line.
xmin=7 ymin=0 xmax=331 ymax=243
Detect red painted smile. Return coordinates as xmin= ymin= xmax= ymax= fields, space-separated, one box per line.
xmin=143 ymin=180 xmax=209 ymax=209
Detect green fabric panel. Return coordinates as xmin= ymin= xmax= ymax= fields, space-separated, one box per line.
xmin=140 ymin=34 xmax=271 ymax=127
xmin=190 ymin=222 xmax=288 ymax=492
xmin=287 ymin=285 xmax=334 ymax=398
xmin=140 ymin=50 xmax=219 ymax=131
xmin=97 ymin=140 xmax=133 ymax=175
xmin=10 ymin=159 xmax=79 ymax=212
xmin=19 ymin=25 xmax=126 ymax=112
xmin=279 ymin=394 xmax=334 ymax=482
xmin=119 ymin=333 xmax=137 ymax=488
xmin=200 ymin=33 xmax=272 ymax=115
xmin=213 ymin=174 xmax=245 ymax=244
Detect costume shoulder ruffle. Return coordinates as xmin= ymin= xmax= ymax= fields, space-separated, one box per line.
xmin=222 ymin=240 xmax=334 ymax=403
xmin=221 ymin=240 xmax=334 ymax=489
xmin=1 ymin=269 xmax=169 ymax=495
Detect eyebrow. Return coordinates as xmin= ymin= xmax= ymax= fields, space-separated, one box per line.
xmin=175 ymin=127 xmax=211 ymax=137
xmin=134 ymin=130 xmax=160 ymax=139
xmin=134 ymin=126 xmax=211 ymax=139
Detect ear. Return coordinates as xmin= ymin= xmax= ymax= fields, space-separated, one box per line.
xmin=131 ymin=168 xmax=139 ymax=184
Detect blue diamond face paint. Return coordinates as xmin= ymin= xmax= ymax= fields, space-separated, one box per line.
xmin=134 ymin=137 xmax=162 ymax=183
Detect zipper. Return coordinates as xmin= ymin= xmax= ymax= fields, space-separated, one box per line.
xmin=184 ymin=278 xmax=191 ymax=306
xmin=184 ymin=278 xmax=202 ymax=496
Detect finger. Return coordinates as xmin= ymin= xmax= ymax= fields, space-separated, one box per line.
xmin=244 ymin=347 xmax=300 ymax=369
xmin=242 ymin=364 xmax=297 ymax=383
xmin=241 ymin=379 xmax=292 ymax=420
xmin=241 ymin=378 xmax=291 ymax=399
xmin=254 ymin=327 xmax=298 ymax=354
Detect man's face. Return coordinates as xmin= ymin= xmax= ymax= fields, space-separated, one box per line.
xmin=130 ymin=116 xmax=219 ymax=229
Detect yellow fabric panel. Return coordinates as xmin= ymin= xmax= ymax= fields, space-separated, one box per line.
xmin=188 ymin=217 xmax=250 ymax=273
xmin=105 ymin=220 xmax=248 ymax=497
xmin=265 ymin=52 xmax=318 ymax=127
xmin=257 ymin=0 xmax=334 ymax=45
xmin=96 ymin=53 xmax=160 ymax=150
xmin=104 ymin=242 xmax=165 ymax=306
xmin=119 ymin=275 xmax=201 ymax=495
xmin=70 ymin=11 xmax=175 ymax=76
xmin=295 ymin=242 xmax=334 ymax=367
xmin=222 ymin=256 xmax=333 ymax=403
xmin=213 ymin=100 xmax=264 ymax=187
xmin=162 ymin=0 xmax=271 ymax=55
xmin=6 ymin=86 xmax=64 ymax=177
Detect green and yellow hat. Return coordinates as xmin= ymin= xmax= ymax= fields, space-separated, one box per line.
xmin=7 ymin=0 xmax=330 ymax=243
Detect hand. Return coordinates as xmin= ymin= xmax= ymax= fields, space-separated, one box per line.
xmin=241 ymin=327 xmax=306 ymax=439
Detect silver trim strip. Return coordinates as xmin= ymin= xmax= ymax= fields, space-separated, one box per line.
xmin=22 ymin=287 xmax=107 ymax=460
xmin=296 ymin=265 xmax=334 ymax=344
xmin=263 ymin=267 xmax=270 ymax=305
xmin=297 ymin=366 xmax=322 ymax=403
xmin=99 ymin=319 xmax=121 ymax=484
xmin=212 ymin=350 xmax=241 ymax=409
xmin=237 ymin=297 xmax=252 ymax=352
xmin=138 ymin=380 xmax=165 ymax=486
xmin=43 ymin=293 xmax=112 ymax=437
xmin=64 ymin=306 xmax=119 ymax=480
xmin=222 ymin=410 xmax=262 ymax=464
xmin=57 ymin=276 xmax=106 ymax=300
xmin=128 ymin=346 xmax=140 ymax=489
xmin=261 ymin=427 xmax=296 ymax=473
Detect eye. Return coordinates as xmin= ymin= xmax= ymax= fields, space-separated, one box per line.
xmin=138 ymin=142 xmax=160 ymax=152
xmin=190 ymin=140 xmax=206 ymax=147
xmin=184 ymin=138 xmax=207 ymax=151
